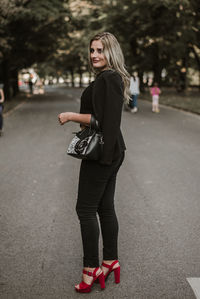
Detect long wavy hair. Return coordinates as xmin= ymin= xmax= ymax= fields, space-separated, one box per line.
xmin=89 ymin=32 xmax=130 ymax=102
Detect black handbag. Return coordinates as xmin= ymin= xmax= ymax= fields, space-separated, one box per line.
xmin=67 ymin=115 xmax=104 ymax=160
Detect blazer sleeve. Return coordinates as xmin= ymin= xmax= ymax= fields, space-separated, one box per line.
xmin=93 ymin=71 xmax=124 ymax=165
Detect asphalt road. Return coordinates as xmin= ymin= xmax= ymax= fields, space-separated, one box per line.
xmin=0 ymin=86 xmax=200 ymax=299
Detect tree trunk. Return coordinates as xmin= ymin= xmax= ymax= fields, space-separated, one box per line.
xmin=2 ymin=59 xmax=11 ymax=100
xmin=152 ymin=44 xmax=162 ymax=85
xmin=153 ymin=61 xmax=162 ymax=86
xmin=11 ymin=69 xmax=19 ymax=97
xmin=153 ymin=67 xmax=162 ymax=86
xmin=79 ymin=68 xmax=83 ymax=88
xmin=180 ymin=49 xmax=189 ymax=91
xmin=70 ymin=68 xmax=74 ymax=87
xmin=138 ymin=70 xmax=145 ymax=93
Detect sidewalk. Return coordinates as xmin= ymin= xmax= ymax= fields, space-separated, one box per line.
xmin=4 ymin=92 xmax=30 ymax=115
xmin=141 ymin=87 xmax=200 ymax=115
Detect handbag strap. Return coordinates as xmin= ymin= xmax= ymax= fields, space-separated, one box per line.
xmin=91 ymin=80 xmax=102 ymax=132
xmin=90 ymin=114 xmax=99 ymax=131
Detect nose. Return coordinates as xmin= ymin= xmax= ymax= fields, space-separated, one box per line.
xmin=91 ymin=50 xmax=98 ymax=58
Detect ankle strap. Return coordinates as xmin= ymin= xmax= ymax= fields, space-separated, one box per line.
xmin=83 ymin=267 xmax=100 ymax=277
xmin=102 ymin=260 xmax=119 ymax=269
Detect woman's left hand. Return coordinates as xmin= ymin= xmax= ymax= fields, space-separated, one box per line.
xmin=58 ymin=112 xmax=72 ymax=125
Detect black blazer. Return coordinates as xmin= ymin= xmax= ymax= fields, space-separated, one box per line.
xmin=92 ymin=70 xmax=126 ymax=165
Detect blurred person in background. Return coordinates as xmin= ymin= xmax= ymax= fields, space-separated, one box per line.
xmin=150 ymin=82 xmax=161 ymax=113
xmin=0 ymin=87 xmax=5 ymax=136
xmin=129 ymin=72 xmax=140 ymax=113
xmin=35 ymin=78 xmax=44 ymax=94
xmin=58 ymin=32 xmax=130 ymax=293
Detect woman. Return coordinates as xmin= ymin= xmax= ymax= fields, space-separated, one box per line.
xmin=129 ymin=72 xmax=140 ymax=113
xmin=58 ymin=32 xmax=130 ymax=293
xmin=0 ymin=87 xmax=5 ymax=136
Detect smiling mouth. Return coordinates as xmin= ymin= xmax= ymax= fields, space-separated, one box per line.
xmin=93 ymin=60 xmax=100 ymax=63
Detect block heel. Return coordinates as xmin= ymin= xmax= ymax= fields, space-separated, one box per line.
xmin=102 ymin=260 xmax=120 ymax=284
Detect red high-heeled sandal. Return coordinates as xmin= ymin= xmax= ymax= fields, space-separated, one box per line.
xmin=75 ymin=267 xmax=105 ymax=293
xmin=102 ymin=260 xmax=120 ymax=283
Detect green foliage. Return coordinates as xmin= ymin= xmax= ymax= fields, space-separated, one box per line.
xmin=0 ymin=0 xmax=70 ymax=98
xmin=0 ymin=0 xmax=69 ymax=67
xmin=1 ymin=0 xmax=200 ymax=95
xmin=83 ymin=0 xmax=200 ymax=87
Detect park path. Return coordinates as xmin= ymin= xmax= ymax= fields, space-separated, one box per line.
xmin=0 ymin=86 xmax=200 ymax=299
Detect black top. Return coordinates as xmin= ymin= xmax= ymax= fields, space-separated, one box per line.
xmin=80 ymin=70 xmax=126 ymax=165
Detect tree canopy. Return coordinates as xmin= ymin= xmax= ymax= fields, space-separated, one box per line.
xmin=0 ymin=0 xmax=200 ymax=99
xmin=50 ymin=0 xmax=200 ymax=90
xmin=0 ymin=0 xmax=69 ymax=98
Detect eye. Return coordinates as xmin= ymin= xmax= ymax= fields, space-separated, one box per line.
xmin=97 ymin=48 xmax=103 ymax=54
xmin=90 ymin=48 xmax=94 ymax=53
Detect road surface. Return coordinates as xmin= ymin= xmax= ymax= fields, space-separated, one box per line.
xmin=0 ymin=86 xmax=200 ymax=298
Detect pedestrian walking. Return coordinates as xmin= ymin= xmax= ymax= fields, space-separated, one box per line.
xmin=28 ymin=74 xmax=34 ymax=94
xmin=129 ymin=72 xmax=140 ymax=113
xmin=0 ymin=87 xmax=5 ymax=136
xmin=150 ymin=82 xmax=161 ymax=113
xmin=58 ymin=32 xmax=130 ymax=293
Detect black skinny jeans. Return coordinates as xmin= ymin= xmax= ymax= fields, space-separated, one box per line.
xmin=76 ymin=152 xmax=124 ymax=267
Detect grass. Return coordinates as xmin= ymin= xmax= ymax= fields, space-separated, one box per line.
xmin=141 ymin=87 xmax=200 ymax=115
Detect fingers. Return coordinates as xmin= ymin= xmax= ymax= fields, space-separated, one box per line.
xmin=58 ymin=114 xmax=64 ymax=125
xmin=58 ymin=112 xmax=71 ymax=125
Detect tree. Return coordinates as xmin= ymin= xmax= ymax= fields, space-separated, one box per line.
xmin=0 ymin=0 xmax=70 ymax=99
xmin=84 ymin=0 xmax=200 ymax=90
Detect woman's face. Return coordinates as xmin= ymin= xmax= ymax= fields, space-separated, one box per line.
xmin=90 ymin=40 xmax=108 ymax=70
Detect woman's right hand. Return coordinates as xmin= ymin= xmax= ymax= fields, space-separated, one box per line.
xmin=58 ymin=112 xmax=73 ymax=125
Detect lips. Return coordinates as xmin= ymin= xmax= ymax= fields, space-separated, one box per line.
xmin=92 ymin=60 xmax=99 ymax=63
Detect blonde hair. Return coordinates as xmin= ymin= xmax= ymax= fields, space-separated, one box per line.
xmin=89 ymin=32 xmax=130 ymax=102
